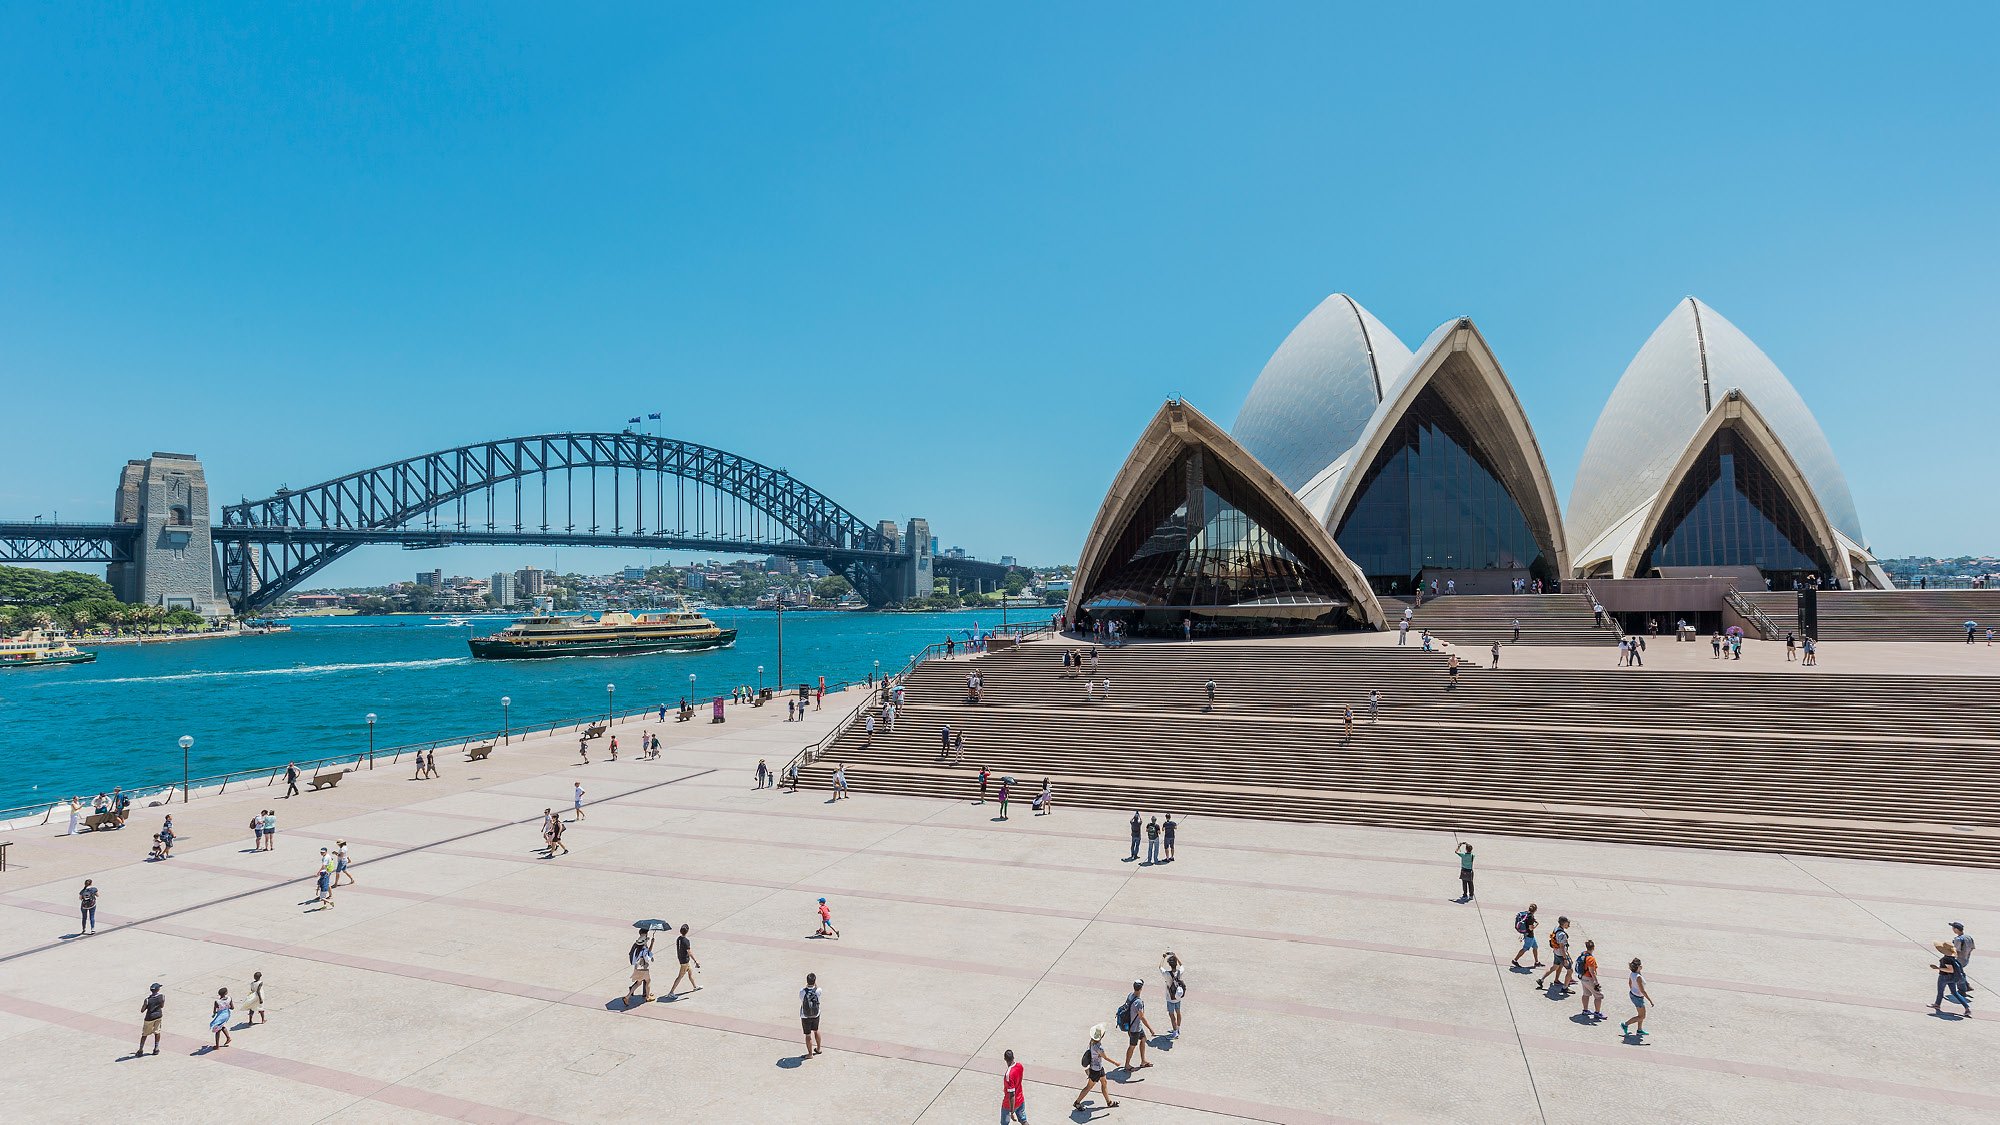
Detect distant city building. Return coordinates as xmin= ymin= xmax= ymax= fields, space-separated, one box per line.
xmin=999 ymin=556 xmax=1017 ymax=567
xmin=930 ymin=536 xmax=940 ymax=556
xmin=764 ymin=556 xmax=799 ymax=575
xmin=686 ymin=570 xmax=707 ymax=590
xmin=945 ymin=546 xmax=967 ymax=559
xmin=514 ymin=566 xmax=547 ymax=596
xmin=491 ymin=571 xmax=518 ymax=607
xmin=623 ymin=566 xmax=646 ymax=581
xmin=416 ymin=569 xmax=443 ymax=588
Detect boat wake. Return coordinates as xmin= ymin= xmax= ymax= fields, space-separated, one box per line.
xmin=80 ymin=657 xmax=464 ymax=685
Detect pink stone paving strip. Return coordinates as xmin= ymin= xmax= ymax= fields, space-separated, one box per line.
xmin=587 ymin=792 xmax=2000 ymax=913
xmin=381 ymin=802 xmax=1924 ymax=952
xmin=31 ymin=895 xmax=1997 ymax=1116
xmin=0 ymin=992 xmax=560 ymax=1123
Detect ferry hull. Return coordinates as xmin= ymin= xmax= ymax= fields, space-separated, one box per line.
xmin=0 ymin=651 xmax=97 ymax=669
xmin=468 ymin=630 xmax=737 ymax=660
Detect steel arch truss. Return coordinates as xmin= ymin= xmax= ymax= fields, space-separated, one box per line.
xmin=0 ymin=522 xmax=139 ymax=564
xmin=217 ymin=433 xmax=893 ymax=612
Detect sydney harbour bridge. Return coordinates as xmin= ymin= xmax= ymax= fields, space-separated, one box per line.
xmin=0 ymin=433 xmax=1012 ymax=614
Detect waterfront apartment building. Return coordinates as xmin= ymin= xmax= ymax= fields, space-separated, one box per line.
xmin=491 ymin=571 xmax=519 ymax=607
xmin=514 ymin=566 xmax=548 ymax=597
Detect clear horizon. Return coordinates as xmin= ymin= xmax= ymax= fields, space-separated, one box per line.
xmin=4 ymin=4 xmax=1996 ymax=586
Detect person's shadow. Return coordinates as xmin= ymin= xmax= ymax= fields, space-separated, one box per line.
xmin=776 ymin=1056 xmax=804 ymax=1069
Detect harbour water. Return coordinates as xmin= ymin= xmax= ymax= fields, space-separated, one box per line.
xmin=0 ymin=607 xmax=1036 ymax=809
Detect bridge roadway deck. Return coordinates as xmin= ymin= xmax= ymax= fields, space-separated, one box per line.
xmin=0 ymin=673 xmax=1996 ymax=1122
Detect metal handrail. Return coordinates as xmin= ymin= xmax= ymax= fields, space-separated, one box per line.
xmin=1724 ymin=586 xmax=1782 ymax=641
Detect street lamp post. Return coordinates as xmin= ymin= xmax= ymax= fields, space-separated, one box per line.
xmin=365 ymin=713 xmax=376 ymax=769
xmin=501 ymin=695 xmax=511 ymax=745
xmin=179 ymin=735 xmax=193 ymax=803
xmin=606 ymin=683 xmax=615 ymax=725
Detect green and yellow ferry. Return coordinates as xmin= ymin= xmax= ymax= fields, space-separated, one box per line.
xmin=0 ymin=629 xmax=98 ymax=669
xmin=468 ymin=605 xmax=736 ymax=660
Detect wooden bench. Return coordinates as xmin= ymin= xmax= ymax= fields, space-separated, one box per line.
xmin=464 ymin=745 xmax=493 ymax=762
xmin=309 ymin=770 xmax=347 ymax=791
xmin=82 ymin=812 xmax=123 ymax=832
xmin=581 ymin=724 xmax=608 ymax=740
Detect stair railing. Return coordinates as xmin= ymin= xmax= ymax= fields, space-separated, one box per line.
xmin=1724 ymin=586 xmax=1782 ymax=641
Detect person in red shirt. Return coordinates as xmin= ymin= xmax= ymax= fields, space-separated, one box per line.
xmin=1001 ymin=1048 xmax=1026 ymax=1123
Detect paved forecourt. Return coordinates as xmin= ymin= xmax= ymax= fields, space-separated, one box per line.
xmin=1 ymin=686 xmax=1996 ymax=1123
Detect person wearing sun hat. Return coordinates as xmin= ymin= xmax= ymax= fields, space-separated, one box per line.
xmin=1073 ymin=1023 xmax=1118 ymax=1111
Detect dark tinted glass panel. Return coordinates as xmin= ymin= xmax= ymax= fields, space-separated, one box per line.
xmin=1082 ymin=448 xmax=1350 ymax=615
xmin=1333 ymin=386 xmax=1548 ymax=593
xmin=1637 ymin=429 xmax=1828 ymax=582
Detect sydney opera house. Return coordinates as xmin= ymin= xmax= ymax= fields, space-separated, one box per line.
xmin=1068 ymin=294 xmax=1886 ymax=633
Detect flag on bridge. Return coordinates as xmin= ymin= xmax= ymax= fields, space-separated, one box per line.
xmin=647 ymin=412 xmax=661 ymax=420
xmin=627 ymin=416 xmax=642 ymax=423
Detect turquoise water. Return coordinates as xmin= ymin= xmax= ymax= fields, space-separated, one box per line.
xmin=0 ymin=608 xmax=1036 ymax=809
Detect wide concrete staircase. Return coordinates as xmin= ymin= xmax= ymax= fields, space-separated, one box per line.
xmin=1382 ymin=592 xmax=1612 ymax=647
xmin=1739 ymin=589 xmax=2000 ymax=642
xmin=804 ymin=639 xmax=2000 ymax=867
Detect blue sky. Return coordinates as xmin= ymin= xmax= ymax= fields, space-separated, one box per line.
xmin=3 ymin=2 xmax=1995 ymax=585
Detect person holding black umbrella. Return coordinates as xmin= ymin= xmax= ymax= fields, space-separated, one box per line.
xmin=626 ymin=925 xmax=660 ymax=1008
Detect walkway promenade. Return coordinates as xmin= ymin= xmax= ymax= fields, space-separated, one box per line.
xmin=1 ymin=684 xmax=1995 ymax=1122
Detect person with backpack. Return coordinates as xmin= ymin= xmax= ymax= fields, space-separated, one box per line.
xmin=1456 ymin=843 xmax=1475 ymax=902
xmin=1161 ymin=813 xmax=1175 ymax=860
xmin=1574 ymin=940 xmax=1604 ymax=1020
xmin=625 ymin=934 xmax=654 ymax=1008
xmin=1073 ymin=1024 xmax=1118 ymax=1111
xmin=1538 ymin=917 xmax=1573 ymax=993
xmin=1127 ymin=811 xmax=1142 ymax=862
xmin=1117 ymin=978 xmax=1156 ymax=1072
xmin=1509 ymin=903 xmax=1541 ymax=968
xmin=1145 ymin=815 xmax=1162 ymax=864
xmin=799 ymin=972 xmax=823 ymax=1057
xmin=1159 ymin=952 xmax=1187 ymax=1039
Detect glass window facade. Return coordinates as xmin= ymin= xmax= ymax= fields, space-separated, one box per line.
xmin=1080 ymin=447 xmax=1355 ymax=632
xmin=1334 ymin=386 xmax=1550 ymax=594
xmin=1636 ymin=428 xmax=1830 ymax=583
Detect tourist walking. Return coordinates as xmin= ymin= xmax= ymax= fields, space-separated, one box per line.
xmin=547 ymin=810 xmax=569 ymax=857
xmin=137 ymin=983 xmax=165 ymax=1056
xmin=626 ymin=933 xmax=654 ymax=1008
xmin=1369 ymin=688 xmax=1380 ymax=723
xmin=799 ymin=972 xmax=823 ymax=1057
xmin=243 ymin=971 xmax=266 ymax=1024
xmin=1447 ymin=653 xmax=1460 ymax=689
xmin=864 ymin=712 xmax=876 ymax=745
xmin=1491 ymin=641 xmax=1501 ymax=668
xmin=1160 ymin=951 xmax=1187 ymax=1038
xmin=1510 ymin=903 xmax=1540 ymax=967
xmin=573 ymin=781 xmax=586 ymax=821
xmin=158 ymin=815 xmax=175 ymax=857
xmin=832 ymin=763 xmax=850 ymax=801
xmin=1343 ymin=703 xmax=1353 ymax=743
xmin=210 ymin=987 xmax=233 ymax=1049
xmin=1511 ymin=619 xmax=1521 ymax=643
xmin=284 ymin=762 xmax=300 ymax=797
xmin=1035 ymin=778 xmax=1054 ymax=815
xmin=1456 ymin=842 xmax=1475 ymax=901
xmin=1203 ymin=678 xmax=1216 ymax=712
xmin=1162 ymin=812 xmax=1175 ymax=859
xmin=668 ymin=923 xmax=701 ymax=997
xmin=1145 ymin=815 xmax=1161 ymax=864
xmin=1621 ymin=958 xmax=1655 ymax=1036
xmin=1001 ymin=1048 xmax=1028 ymax=1123
xmin=1785 ymin=632 xmax=1797 ymax=661
xmin=333 ymin=839 xmax=353 ymax=886
xmin=816 ymin=897 xmax=839 ymax=939
xmin=578 ymin=735 xmax=590 ymax=765
xmin=1932 ymin=942 xmax=1972 ymax=1015
xmin=315 ymin=848 xmax=337 ymax=908
xmin=1539 ymin=917 xmax=1573 ymax=992
xmin=1575 ymin=940 xmax=1604 ymax=1019
xmin=78 ymin=878 xmax=98 ymax=935
xmin=1950 ymin=921 xmax=1975 ymax=969
xmin=755 ymin=759 xmax=769 ymax=789
xmin=1128 ymin=811 xmax=1142 ymax=861
xmin=1074 ymin=1025 xmax=1118 ymax=1110
xmin=1118 ymin=979 xmax=1156 ymax=1071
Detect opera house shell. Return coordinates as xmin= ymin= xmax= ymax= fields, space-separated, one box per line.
xmin=1233 ymin=297 xmax=1570 ymax=596
xmin=1065 ymin=399 xmax=1385 ymax=632
xmin=1568 ymin=298 xmax=1888 ymax=589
